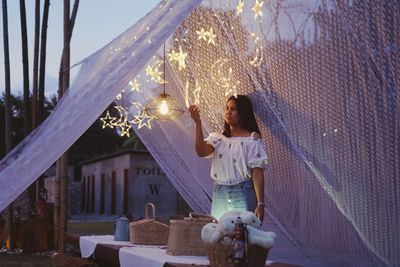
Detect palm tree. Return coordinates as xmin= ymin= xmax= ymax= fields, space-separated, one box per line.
xmin=2 ymin=0 xmax=14 ymax=250
xmin=32 ymin=0 xmax=40 ymax=129
xmin=57 ymin=0 xmax=80 ymax=251
xmin=38 ymin=0 xmax=50 ymax=122
xmin=19 ymin=0 xmax=30 ymax=136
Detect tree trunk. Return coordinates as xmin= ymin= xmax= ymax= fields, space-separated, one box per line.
xmin=19 ymin=0 xmax=30 ymax=135
xmin=38 ymin=0 xmax=50 ymax=122
xmin=58 ymin=0 xmax=81 ymax=252
xmin=20 ymin=0 xmax=36 ymax=212
xmin=32 ymin=0 xmax=40 ymax=130
xmin=33 ymin=0 xmax=41 ymax=205
xmin=2 ymin=0 xmax=14 ymax=250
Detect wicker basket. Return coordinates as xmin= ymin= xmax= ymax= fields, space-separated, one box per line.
xmin=166 ymin=213 xmax=216 ymax=256
xmin=129 ymin=203 xmax=169 ymax=245
xmin=207 ymin=243 xmax=269 ymax=267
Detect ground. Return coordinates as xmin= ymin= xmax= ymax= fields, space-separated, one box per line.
xmin=0 ymin=220 xmax=112 ymax=267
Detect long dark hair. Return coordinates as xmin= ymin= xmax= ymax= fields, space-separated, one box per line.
xmin=222 ymin=95 xmax=261 ymax=137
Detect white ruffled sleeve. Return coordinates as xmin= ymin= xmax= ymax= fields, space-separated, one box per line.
xmin=203 ymin=132 xmax=222 ymax=158
xmin=247 ymin=140 xmax=269 ymax=169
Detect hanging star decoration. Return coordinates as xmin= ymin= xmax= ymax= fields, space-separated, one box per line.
xmin=169 ymin=45 xmax=187 ymax=71
xmin=236 ymin=0 xmax=244 ymax=16
xmin=196 ymin=27 xmax=217 ymax=45
xmin=119 ymin=120 xmax=132 ymax=137
xmin=131 ymin=111 xmax=154 ymax=129
xmin=167 ymin=49 xmax=180 ymax=62
xmin=176 ymin=46 xmax=187 ymax=70
xmin=196 ymin=28 xmax=208 ymax=41
xmin=129 ymin=78 xmax=141 ymax=92
xmin=145 ymin=60 xmax=166 ymax=83
xmin=100 ymin=111 xmax=116 ymax=129
xmin=207 ymin=27 xmax=217 ymax=45
xmin=252 ymin=0 xmax=264 ymax=20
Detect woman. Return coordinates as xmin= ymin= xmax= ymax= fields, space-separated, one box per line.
xmin=189 ymin=95 xmax=268 ymax=221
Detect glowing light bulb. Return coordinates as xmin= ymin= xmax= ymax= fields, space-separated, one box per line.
xmin=158 ymin=99 xmax=169 ymax=115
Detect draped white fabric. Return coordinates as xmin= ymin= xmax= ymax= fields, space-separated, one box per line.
xmin=1 ymin=1 xmax=399 ymax=267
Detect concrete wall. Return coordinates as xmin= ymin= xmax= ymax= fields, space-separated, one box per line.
xmin=129 ymin=153 xmax=178 ymax=220
xmin=81 ymin=153 xmax=130 ymax=216
xmin=81 ymin=151 xmax=189 ymax=220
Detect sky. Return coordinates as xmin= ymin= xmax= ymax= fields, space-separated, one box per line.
xmin=0 ymin=0 xmax=160 ymax=96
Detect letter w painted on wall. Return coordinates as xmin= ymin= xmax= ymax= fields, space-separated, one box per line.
xmin=149 ymin=184 xmax=161 ymax=195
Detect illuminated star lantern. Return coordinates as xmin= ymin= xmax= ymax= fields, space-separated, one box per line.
xmin=119 ymin=120 xmax=132 ymax=137
xmin=196 ymin=28 xmax=208 ymax=41
xmin=252 ymin=0 xmax=264 ymax=20
xmin=236 ymin=0 xmax=244 ymax=16
xmin=100 ymin=111 xmax=116 ymax=129
xmin=207 ymin=27 xmax=217 ymax=45
xmin=129 ymin=79 xmax=141 ymax=92
xmin=176 ymin=46 xmax=187 ymax=71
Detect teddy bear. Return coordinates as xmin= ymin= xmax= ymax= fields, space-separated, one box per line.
xmin=201 ymin=210 xmax=277 ymax=249
xmin=240 ymin=211 xmax=262 ymax=229
xmin=246 ymin=225 xmax=276 ymax=249
xmin=202 ymin=212 xmax=242 ymax=245
xmin=201 ymin=222 xmax=224 ymax=244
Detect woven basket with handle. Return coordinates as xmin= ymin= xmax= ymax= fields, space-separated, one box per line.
xmin=166 ymin=212 xmax=216 ymax=256
xmin=129 ymin=203 xmax=169 ymax=245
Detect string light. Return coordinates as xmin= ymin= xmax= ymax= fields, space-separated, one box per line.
xmin=100 ymin=111 xmax=116 ymax=129
xmin=252 ymin=0 xmax=264 ymax=20
xmin=236 ymin=0 xmax=244 ymax=16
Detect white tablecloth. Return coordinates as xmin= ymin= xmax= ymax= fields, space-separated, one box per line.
xmin=79 ymin=235 xmax=133 ymax=258
xmin=119 ymin=246 xmax=209 ymax=267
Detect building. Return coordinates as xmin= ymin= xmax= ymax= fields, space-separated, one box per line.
xmin=80 ymin=150 xmax=190 ymax=220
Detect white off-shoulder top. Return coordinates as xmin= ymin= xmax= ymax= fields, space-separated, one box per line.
xmin=204 ymin=132 xmax=268 ymax=185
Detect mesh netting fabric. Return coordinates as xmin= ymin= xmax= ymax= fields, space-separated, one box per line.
xmin=1 ymin=1 xmax=398 ymax=266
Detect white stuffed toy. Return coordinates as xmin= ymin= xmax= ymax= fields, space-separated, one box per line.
xmin=240 ymin=211 xmax=262 ymax=229
xmin=246 ymin=225 xmax=276 ymax=249
xmin=201 ymin=222 xmax=223 ymax=244
xmin=201 ymin=211 xmax=277 ymax=249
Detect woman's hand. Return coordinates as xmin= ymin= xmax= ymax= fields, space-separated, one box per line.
xmin=189 ymin=105 xmax=202 ymax=125
xmin=255 ymin=204 xmax=265 ymax=222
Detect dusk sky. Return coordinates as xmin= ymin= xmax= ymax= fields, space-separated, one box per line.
xmin=0 ymin=0 xmax=160 ymax=96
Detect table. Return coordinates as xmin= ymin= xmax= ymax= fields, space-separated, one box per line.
xmin=65 ymin=233 xmax=302 ymax=267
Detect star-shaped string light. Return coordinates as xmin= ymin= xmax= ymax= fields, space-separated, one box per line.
xmin=167 ymin=49 xmax=179 ymax=61
xmin=236 ymin=0 xmax=244 ymax=16
xmin=167 ymin=46 xmax=187 ymax=71
xmin=252 ymin=0 xmax=264 ymax=20
xmin=100 ymin=111 xmax=116 ymax=129
xmin=145 ymin=61 xmax=165 ymax=83
xmin=207 ymin=27 xmax=217 ymax=45
xmin=119 ymin=120 xmax=132 ymax=137
xmin=196 ymin=28 xmax=208 ymax=41
xmin=129 ymin=79 xmax=141 ymax=92
xmin=131 ymin=111 xmax=154 ymax=129
xmin=176 ymin=46 xmax=187 ymax=71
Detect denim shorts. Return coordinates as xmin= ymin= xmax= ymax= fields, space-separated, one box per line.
xmin=210 ymin=179 xmax=257 ymax=220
